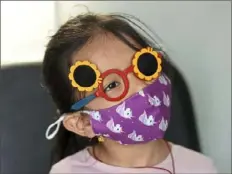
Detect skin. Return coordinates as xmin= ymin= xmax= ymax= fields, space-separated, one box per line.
xmin=63 ymin=33 xmax=171 ymax=168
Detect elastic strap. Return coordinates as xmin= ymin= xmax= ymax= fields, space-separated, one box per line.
xmin=45 ymin=114 xmax=66 ymax=140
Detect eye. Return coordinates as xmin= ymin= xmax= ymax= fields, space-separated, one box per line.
xmin=104 ymin=81 xmax=120 ymax=92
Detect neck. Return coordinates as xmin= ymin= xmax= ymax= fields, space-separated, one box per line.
xmin=89 ymin=139 xmax=170 ymax=168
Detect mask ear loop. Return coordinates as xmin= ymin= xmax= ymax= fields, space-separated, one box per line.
xmin=45 ymin=114 xmax=66 ymax=140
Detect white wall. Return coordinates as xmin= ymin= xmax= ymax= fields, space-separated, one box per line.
xmin=1 ymin=1 xmax=56 ymax=66
xmin=57 ymin=1 xmax=231 ymax=172
xmin=1 ymin=1 xmax=231 ymax=172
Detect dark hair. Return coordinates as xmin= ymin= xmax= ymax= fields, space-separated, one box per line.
xmin=42 ymin=12 xmax=174 ymax=165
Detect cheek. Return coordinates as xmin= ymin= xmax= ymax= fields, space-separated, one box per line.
xmin=86 ymin=97 xmax=121 ymax=110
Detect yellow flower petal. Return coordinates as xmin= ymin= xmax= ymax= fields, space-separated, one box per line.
xmin=132 ymin=47 xmax=162 ymax=81
xmin=68 ymin=61 xmax=101 ymax=92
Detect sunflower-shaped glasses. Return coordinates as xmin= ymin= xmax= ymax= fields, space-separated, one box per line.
xmin=69 ymin=47 xmax=162 ymax=110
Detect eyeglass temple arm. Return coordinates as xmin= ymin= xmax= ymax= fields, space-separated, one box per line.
xmin=71 ymin=94 xmax=96 ymax=111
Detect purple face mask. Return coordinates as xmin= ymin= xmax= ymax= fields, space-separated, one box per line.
xmin=82 ymin=74 xmax=172 ymax=145
xmin=45 ymin=74 xmax=171 ymax=144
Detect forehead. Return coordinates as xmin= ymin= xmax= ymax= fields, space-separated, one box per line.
xmin=72 ymin=33 xmax=137 ymax=72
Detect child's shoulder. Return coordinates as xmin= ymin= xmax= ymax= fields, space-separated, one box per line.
xmin=49 ymin=144 xmax=218 ymax=173
xmin=49 ymin=156 xmax=72 ymax=174
xmin=49 ymin=148 xmax=94 ymax=174
xmin=172 ymin=144 xmax=217 ymax=172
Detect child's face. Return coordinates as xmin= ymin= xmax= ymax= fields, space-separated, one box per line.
xmin=72 ymin=33 xmax=148 ymax=111
xmin=63 ymin=33 xmax=156 ymax=139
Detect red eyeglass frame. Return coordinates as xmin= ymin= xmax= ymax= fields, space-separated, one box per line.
xmin=70 ymin=50 xmax=162 ymax=111
xmin=94 ymin=51 xmax=162 ymax=102
xmin=95 ymin=65 xmax=134 ymax=102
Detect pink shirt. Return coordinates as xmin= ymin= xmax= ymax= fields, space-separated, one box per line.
xmin=50 ymin=144 xmax=217 ymax=173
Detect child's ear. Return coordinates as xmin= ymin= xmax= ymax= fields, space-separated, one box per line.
xmin=63 ymin=112 xmax=95 ymax=138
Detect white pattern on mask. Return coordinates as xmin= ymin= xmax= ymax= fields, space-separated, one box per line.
xmin=90 ymin=111 xmax=102 ymax=122
xmin=128 ymin=130 xmax=144 ymax=142
xmin=159 ymin=117 xmax=168 ymax=131
xmin=139 ymin=111 xmax=157 ymax=126
xmin=106 ymin=118 xmax=123 ymax=133
xmin=163 ymin=92 xmax=170 ymax=107
xmin=159 ymin=75 xmax=168 ymax=85
xmin=138 ymin=89 xmax=145 ymax=97
xmin=116 ymin=102 xmax=133 ymax=119
xmin=148 ymin=95 xmax=161 ymax=107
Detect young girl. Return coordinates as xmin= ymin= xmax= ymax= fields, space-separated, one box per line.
xmin=43 ymin=12 xmax=217 ymax=173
